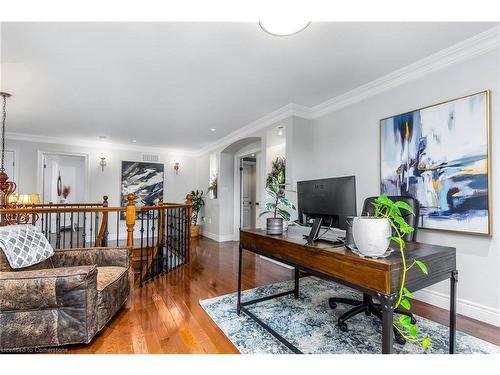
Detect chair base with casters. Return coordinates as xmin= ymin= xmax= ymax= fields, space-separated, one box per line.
xmin=329 ymin=293 xmax=416 ymax=345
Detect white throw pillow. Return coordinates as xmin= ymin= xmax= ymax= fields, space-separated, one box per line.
xmin=0 ymin=224 xmax=54 ymax=269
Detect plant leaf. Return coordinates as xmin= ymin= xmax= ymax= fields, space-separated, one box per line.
xmin=258 ymin=210 xmax=272 ymax=218
xmin=422 ymin=337 xmax=431 ymax=349
xmin=408 ymin=324 xmax=418 ymax=336
xmin=403 ymin=287 xmax=414 ymax=299
xmin=279 ymin=197 xmax=295 ymax=210
xmin=399 ymin=315 xmax=411 ymax=328
xmin=400 ymin=298 xmax=411 ymax=310
xmin=415 ymin=260 xmax=428 ymax=275
xmin=276 ymin=208 xmax=291 ymax=221
xmin=394 ymin=200 xmax=415 ymax=215
xmin=265 ymin=203 xmax=276 ymax=211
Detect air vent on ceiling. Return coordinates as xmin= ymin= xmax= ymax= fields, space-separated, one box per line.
xmin=142 ymin=153 xmax=160 ymax=163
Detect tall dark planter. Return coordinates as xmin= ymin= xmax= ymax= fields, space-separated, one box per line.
xmin=266 ymin=217 xmax=283 ymax=235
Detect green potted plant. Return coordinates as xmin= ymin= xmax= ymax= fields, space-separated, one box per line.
xmin=259 ymin=176 xmax=295 ymax=235
xmin=356 ymin=194 xmax=431 ymax=348
xmin=189 ymin=189 xmax=206 ymax=238
xmin=266 ymin=156 xmax=286 ymax=197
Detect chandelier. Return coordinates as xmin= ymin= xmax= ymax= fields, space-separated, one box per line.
xmin=0 ymin=91 xmax=17 ymax=209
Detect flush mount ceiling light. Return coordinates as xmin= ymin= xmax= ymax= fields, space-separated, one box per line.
xmin=259 ymin=20 xmax=311 ymax=37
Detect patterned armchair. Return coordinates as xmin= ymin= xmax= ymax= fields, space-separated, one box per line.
xmin=0 ymin=247 xmax=132 ymax=351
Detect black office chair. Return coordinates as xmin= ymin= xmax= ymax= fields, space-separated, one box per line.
xmin=329 ymin=195 xmax=420 ymax=345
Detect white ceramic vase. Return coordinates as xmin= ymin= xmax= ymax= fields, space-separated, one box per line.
xmin=352 ymin=216 xmax=391 ymax=257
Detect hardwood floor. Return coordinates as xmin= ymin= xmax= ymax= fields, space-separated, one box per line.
xmin=67 ymin=236 xmax=500 ymax=353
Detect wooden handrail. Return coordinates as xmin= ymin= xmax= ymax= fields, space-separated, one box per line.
xmin=33 ymin=202 xmax=104 ymax=208
xmin=0 ymin=206 xmax=127 ymax=214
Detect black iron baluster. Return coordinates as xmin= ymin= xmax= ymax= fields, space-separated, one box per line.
xmin=89 ymin=212 xmax=93 ymax=248
xmin=82 ymin=212 xmax=87 ymax=248
xmin=139 ymin=211 xmax=145 ymax=287
xmin=165 ymin=208 xmax=169 ymax=274
xmin=146 ymin=210 xmax=151 ymax=283
xmin=151 ymin=210 xmax=157 ymax=279
xmin=177 ymin=207 xmax=181 ymax=267
xmin=94 ymin=212 xmax=99 ymax=246
xmin=169 ymin=209 xmax=173 ymax=272
xmin=183 ymin=207 xmax=187 ymax=265
xmin=116 ymin=212 xmax=119 ymax=246
xmin=63 ymin=212 xmax=66 ymax=248
xmin=70 ymin=212 xmax=74 ymax=248
xmin=158 ymin=209 xmax=163 ymax=276
xmin=104 ymin=213 xmax=108 ymax=247
xmin=56 ymin=212 xmax=61 ymax=249
xmin=77 ymin=212 xmax=80 ymax=248
xmin=161 ymin=207 xmax=166 ymax=275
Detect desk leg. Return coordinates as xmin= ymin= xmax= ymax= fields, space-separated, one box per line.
xmin=449 ymin=270 xmax=458 ymax=354
xmin=380 ymin=294 xmax=394 ymax=354
xmin=237 ymin=245 xmax=243 ymax=315
xmin=294 ymin=268 xmax=300 ymax=299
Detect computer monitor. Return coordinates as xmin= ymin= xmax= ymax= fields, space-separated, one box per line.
xmin=297 ymin=176 xmax=357 ymax=230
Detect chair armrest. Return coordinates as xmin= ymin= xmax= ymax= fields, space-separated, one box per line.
xmin=0 ymin=265 xmax=97 ymax=311
xmin=50 ymin=247 xmax=132 ymax=269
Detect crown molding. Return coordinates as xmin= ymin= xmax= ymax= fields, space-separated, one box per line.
xmin=310 ymin=25 xmax=500 ymax=118
xmin=5 ymin=131 xmax=198 ymax=157
xmin=197 ymin=25 xmax=500 ymax=155
xmin=195 ymin=103 xmax=313 ymax=156
xmin=6 ymin=26 xmax=500 ymax=158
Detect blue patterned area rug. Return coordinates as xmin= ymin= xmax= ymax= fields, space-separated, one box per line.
xmin=199 ymin=277 xmax=500 ymax=354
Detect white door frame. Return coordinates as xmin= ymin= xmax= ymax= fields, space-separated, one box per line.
xmin=233 ymin=147 xmax=261 ymax=241
xmin=37 ymin=150 xmax=90 ymax=203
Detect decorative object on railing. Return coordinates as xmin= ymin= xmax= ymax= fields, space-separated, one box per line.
xmin=0 ymin=91 xmax=16 ymax=211
xmin=0 ymin=193 xmax=194 ymax=287
xmin=4 ymin=193 xmax=41 ymax=225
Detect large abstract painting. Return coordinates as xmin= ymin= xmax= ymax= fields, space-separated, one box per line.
xmin=380 ymin=91 xmax=491 ymax=235
xmin=121 ymin=161 xmax=164 ymax=218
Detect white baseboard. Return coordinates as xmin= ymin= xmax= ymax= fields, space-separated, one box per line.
xmin=415 ymin=288 xmax=500 ymax=327
xmin=201 ymin=231 xmax=234 ymax=242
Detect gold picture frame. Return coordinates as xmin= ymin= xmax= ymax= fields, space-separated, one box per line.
xmin=379 ymin=90 xmax=491 ymax=236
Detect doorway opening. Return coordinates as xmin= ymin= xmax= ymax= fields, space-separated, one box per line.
xmin=40 ymin=152 xmax=88 ymax=205
xmin=240 ymin=156 xmax=257 ymax=229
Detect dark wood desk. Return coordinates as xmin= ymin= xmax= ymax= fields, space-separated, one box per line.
xmin=238 ymin=228 xmax=458 ymax=354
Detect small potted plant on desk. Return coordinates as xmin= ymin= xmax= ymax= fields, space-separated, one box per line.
xmin=259 ymin=176 xmax=295 ymax=235
xmin=352 ymin=194 xmax=431 ymax=349
xmin=189 ymin=189 xmax=206 ymax=238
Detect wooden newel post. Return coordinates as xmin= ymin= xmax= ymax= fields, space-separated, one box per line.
xmin=185 ymin=194 xmax=193 ymax=261
xmin=126 ymin=193 xmax=136 ymax=247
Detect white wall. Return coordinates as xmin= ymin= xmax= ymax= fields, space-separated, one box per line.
xmin=290 ymin=49 xmax=500 ymax=325
xmin=6 ymin=138 xmax=199 ymax=206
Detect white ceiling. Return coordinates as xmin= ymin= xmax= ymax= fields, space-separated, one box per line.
xmin=1 ymin=22 xmax=498 ymax=153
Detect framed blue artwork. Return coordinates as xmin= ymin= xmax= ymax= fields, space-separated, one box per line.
xmin=380 ymin=91 xmax=491 ymax=235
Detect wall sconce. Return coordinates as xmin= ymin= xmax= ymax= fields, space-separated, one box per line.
xmin=174 ymin=161 xmax=180 ymax=175
xmin=99 ymin=156 xmax=107 ymax=172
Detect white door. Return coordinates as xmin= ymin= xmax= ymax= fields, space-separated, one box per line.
xmin=241 ymin=162 xmax=256 ymax=228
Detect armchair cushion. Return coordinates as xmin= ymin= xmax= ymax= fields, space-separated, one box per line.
xmin=50 ymin=247 xmax=132 ymax=269
xmin=0 ymin=265 xmax=98 ymax=350
xmin=96 ymin=266 xmax=130 ymax=330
